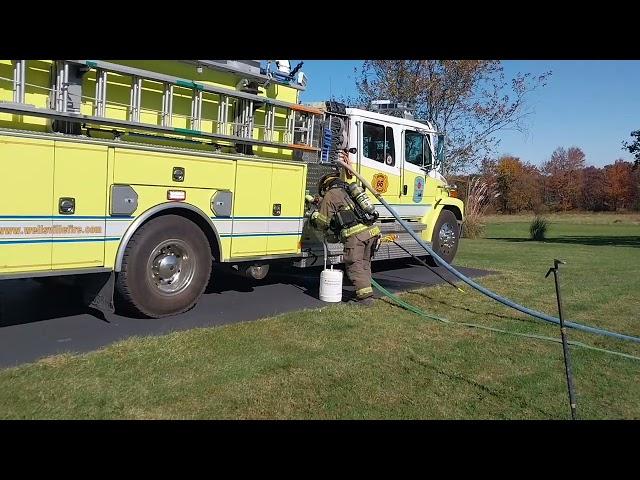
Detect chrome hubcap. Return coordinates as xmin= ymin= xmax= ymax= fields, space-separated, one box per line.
xmin=147 ymin=239 xmax=195 ymax=295
xmin=438 ymin=223 xmax=457 ymax=254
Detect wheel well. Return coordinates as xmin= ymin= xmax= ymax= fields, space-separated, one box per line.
xmin=118 ymin=207 xmax=222 ymax=271
xmin=442 ymin=205 xmax=463 ymax=223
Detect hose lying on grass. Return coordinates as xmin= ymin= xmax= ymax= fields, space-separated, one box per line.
xmin=371 ymin=279 xmax=640 ymax=363
xmin=336 ymin=158 xmax=640 ymax=345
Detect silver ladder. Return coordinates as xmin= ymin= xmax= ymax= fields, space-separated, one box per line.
xmin=0 ymin=59 xmax=324 ymax=153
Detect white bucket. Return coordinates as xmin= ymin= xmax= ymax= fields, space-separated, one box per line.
xmin=319 ymin=267 xmax=343 ymax=302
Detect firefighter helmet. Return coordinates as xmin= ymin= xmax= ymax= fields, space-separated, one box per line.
xmin=318 ymin=169 xmax=341 ymax=195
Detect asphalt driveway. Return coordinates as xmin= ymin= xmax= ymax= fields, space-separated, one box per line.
xmin=0 ymin=260 xmax=491 ymax=369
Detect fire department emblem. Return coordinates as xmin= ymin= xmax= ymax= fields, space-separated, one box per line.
xmin=413 ymin=176 xmax=424 ymax=203
xmin=372 ymin=173 xmax=388 ymax=194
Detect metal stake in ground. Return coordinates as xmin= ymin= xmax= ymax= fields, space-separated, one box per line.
xmin=545 ymin=259 xmax=578 ymax=420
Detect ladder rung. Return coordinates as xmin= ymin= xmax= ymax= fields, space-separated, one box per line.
xmin=13 ymin=60 xmax=26 ymax=104
xmin=129 ymin=76 xmax=142 ymax=122
xmin=217 ymin=95 xmax=229 ymax=135
xmin=247 ymin=100 xmax=254 ymax=138
xmin=309 ymin=115 xmax=315 ymax=146
xmin=94 ymin=69 xmax=109 ymax=117
xmin=190 ymin=89 xmax=203 ymax=131
xmin=264 ymin=104 xmax=275 ymax=141
xmin=161 ymin=83 xmax=173 ymax=127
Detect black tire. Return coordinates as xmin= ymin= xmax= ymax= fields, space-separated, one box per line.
xmin=115 ymin=215 xmax=212 ymax=318
xmin=427 ymin=210 xmax=460 ymax=266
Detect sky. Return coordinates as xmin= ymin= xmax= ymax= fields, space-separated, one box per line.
xmin=291 ymin=60 xmax=640 ymax=168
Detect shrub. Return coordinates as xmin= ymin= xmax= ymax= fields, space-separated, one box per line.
xmin=529 ymin=216 xmax=548 ymax=241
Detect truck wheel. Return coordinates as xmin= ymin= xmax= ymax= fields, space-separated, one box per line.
xmin=116 ymin=215 xmax=212 ymax=318
xmin=427 ymin=210 xmax=460 ymax=266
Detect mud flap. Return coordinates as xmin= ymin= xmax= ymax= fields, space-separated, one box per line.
xmin=81 ymin=272 xmax=115 ymax=314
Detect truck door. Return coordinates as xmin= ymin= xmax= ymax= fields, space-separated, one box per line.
xmin=51 ymin=142 xmax=108 ymax=269
xmin=400 ymin=129 xmax=437 ymax=217
xmin=0 ymin=136 xmax=54 ymax=273
xmin=359 ymin=121 xmax=400 ymax=213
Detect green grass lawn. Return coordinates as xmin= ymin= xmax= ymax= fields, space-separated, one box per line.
xmin=1 ymin=213 xmax=639 ymax=419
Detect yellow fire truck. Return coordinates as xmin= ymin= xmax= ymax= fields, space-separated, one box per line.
xmin=0 ymin=59 xmax=464 ymax=317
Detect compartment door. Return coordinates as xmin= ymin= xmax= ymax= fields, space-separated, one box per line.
xmin=230 ymin=160 xmax=273 ymax=257
xmin=51 ymin=142 xmax=108 ymax=269
xmin=0 ymin=136 xmax=54 ymax=273
xmin=268 ymin=163 xmax=304 ymax=254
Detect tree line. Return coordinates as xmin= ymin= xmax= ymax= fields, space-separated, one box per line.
xmin=455 ymin=146 xmax=640 ymax=214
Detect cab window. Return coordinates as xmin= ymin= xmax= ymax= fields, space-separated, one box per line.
xmin=363 ymin=122 xmax=395 ymax=167
xmin=405 ymin=130 xmax=433 ymax=168
xmin=405 ymin=130 xmax=424 ymax=166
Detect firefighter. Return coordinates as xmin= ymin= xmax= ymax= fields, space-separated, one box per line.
xmin=309 ymin=151 xmax=381 ymax=305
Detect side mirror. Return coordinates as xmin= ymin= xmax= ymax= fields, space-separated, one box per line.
xmin=436 ymin=134 xmax=445 ymax=164
xmin=422 ymin=135 xmax=433 ymax=171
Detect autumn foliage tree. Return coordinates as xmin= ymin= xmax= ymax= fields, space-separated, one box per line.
xmin=604 ymin=160 xmax=638 ymax=210
xmin=542 ymin=147 xmax=586 ymax=211
xmin=482 ymin=156 xmax=543 ymax=213
xmin=581 ymin=166 xmax=608 ymax=211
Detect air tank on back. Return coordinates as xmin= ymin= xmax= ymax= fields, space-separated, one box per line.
xmin=347 ymin=183 xmax=377 ymax=216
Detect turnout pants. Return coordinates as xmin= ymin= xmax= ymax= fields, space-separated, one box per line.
xmin=343 ymin=231 xmax=378 ymax=299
